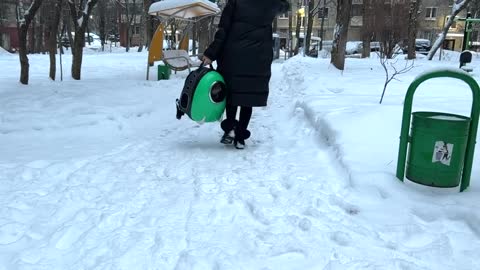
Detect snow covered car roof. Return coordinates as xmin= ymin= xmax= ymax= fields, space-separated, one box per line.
xmin=148 ymin=0 xmax=220 ymax=19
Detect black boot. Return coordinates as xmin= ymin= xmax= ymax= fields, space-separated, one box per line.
xmin=234 ymin=128 xmax=251 ymax=149
xmin=220 ymin=119 xmax=238 ymax=144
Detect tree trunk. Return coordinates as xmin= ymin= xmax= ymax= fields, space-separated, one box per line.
xmin=305 ymin=0 xmax=314 ymax=56
xmin=192 ymin=22 xmax=197 ymax=55
xmin=144 ymin=0 xmax=153 ymax=48
xmin=170 ymin=23 xmax=175 ymax=49
xmin=198 ymin=18 xmax=210 ymax=54
xmin=407 ymin=0 xmax=421 ymax=59
xmin=30 ymin=18 xmax=36 ymax=53
xmin=19 ymin=25 xmax=30 ymax=84
xmin=294 ymin=10 xmax=302 ymax=55
xmin=99 ymin=0 xmax=106 ymax=51
xmin=66 ymin=17 xmax=74 ymax=50
xmin=17 ymin=0 xmax=44 ymax=85
xmin=36 ymin=5 xmax=47 ymax=53
xmin=288 ymin=9 xmax=293 ymax=57
xmin=138 ymin=9 xmax=145 ymax=52
xmin=331 ymin=0 xmax=352 ymax=70
xmin=69 ymin=0 xmax=98 ymax=80
xmin=72 ymin=28 xmax=85 ymax=79
xmin=361 ymin=0 xmax=373 ymax=58
xmin=319 ymin=0 xmax=326 ymax=50
xmin=125 ymin=0 xmax=130 ymax=52
xmin=48 ymin=0 xmax=63 ymax=80
xmin=428 ymin=0 xmax=472 ymax=60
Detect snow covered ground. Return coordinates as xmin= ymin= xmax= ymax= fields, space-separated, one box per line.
xmin=0 ymin=49 xmax=479 ymax=270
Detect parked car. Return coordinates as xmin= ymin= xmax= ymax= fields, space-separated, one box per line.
xmin=108 ymin=34 xmax=120 ymax=42
xmin=346 ymin=41 xmax=382 ymax=54
xmin=308 ymin=40 xmax=334 ymax=57
xmin=370 ymin=41 xmax=381 ymax=52
xmin=402 ymin=39 xmax=431 ymax=55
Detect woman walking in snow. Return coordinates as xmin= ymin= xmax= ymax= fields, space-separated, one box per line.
xmin=202 ymin=0 xmax=290 ymax=149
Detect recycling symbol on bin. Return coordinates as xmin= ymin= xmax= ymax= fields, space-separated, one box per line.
xmin=432 ymin=141 xmax=454 ymax=166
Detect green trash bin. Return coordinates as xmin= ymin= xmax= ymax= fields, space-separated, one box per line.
xmin=158 ymin=65 xmax=171 ymax=80
xmin=406 ymin=111 xmax=471 ymax=188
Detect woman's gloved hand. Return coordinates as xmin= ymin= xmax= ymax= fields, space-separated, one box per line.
xmin=202 ymin=55 xmax=212 ymax=65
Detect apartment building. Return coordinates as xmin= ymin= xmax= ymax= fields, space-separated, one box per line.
xmin=274 ymin=0 xmax=468 ymax=52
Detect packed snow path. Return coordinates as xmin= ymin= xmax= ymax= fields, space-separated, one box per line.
xmin=0 ymin=63 xmax=354 ymax=269
xmin=0 ymin=52 xmax=479 ymax=269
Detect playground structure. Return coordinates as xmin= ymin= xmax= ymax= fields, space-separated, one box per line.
xmin=146 ymin=0 xmax=221 ymax=80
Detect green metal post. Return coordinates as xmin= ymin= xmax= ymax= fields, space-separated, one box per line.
xmin=462 ymin=13 xmax=472 ymax=51
xmin=396 ymin=69 xmax=480 ymax=192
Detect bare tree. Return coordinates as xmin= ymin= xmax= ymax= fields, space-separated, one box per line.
xmin=362 ymin=0 xmax=374 ymax=58
xmin=35 ymin=4 xmax=47 ymax=53
xmin=304 ymin=0 xmax=315 ymax=56
xmin=469 ymin=0 xmax=480 ymax=17
xmin=17 ymin=0 xmax=44 ymax=84
xmin=192 ymin=22 xmax=198 ymax=55
xmin=305 ymin=0 xmax=334 ymax=56
xmin=379 ymin=55 xmax=415 ymax=104
xmin=293 ymin=0 xmax=303 ymax=55
xmin=198 ymin=18 xmax=210 ymax=54
xmin=407 ymin=0 xmax=421 ymax=59
xmin=125 ymin=0 xmax=130 ymax=51
xmin=68 ymin=0 xmax=98 ymax=80
xmin=29 ymin=14 xmax=36 ymax=53
xmin=288 ymin=7 xmax=293 ymax=57
xmin=428 ymin=0 xmax=473 ymax=60
xmin=45 ymin=0 xmax=63 ymax=80
xmin=375 ymin=0 xmax=409 ymax=59
xmin=123 ymin=0 xmax=138 ymax=52
xmin=137 ymin=3 xmax=145 ymax=52
xmin=97 ymin=0 xmax=106 ymax=51
xmin=294 ymin=4 xmax=302 ymax=55
xmin=331 ymin=0 xmax=352 ymax=70
xmin=143 ymin=0 xmax=153 ymax=48
xmin=65 ymin=11 xmax=75 ymax=50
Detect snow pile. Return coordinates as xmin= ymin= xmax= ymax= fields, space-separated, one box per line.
xmin=0 ymin=46 xmax=12 ymax=55
xmin=278 ymin=54 xmax=480 ymax=269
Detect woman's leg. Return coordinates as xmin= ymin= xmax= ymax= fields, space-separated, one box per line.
xmin=235 ymin=106 xmax=252 ymax=149
xmin=220 ymin=105 xmax=238 ymax=144
xmin=226 ymin=104 xmax=238 ymax=122
xmin=238 ymin=106 xmax=252 ymax=130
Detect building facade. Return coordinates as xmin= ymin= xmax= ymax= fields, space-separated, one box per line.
xmin=0 ymin=0 xmax=22 ymax=52
xmin=274 ymin=0 xmax=468 ymax=52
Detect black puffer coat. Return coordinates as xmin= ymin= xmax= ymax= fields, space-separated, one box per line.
xmin=203 ymin=0 xmax=290 ymax=107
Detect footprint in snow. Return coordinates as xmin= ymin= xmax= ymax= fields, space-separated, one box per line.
xmin=330 ymin=231 xmax=351 ymax=246
xmin=0 ymin=222 xmax=27 ymax=245
xmin=327 ymin=88 xmax=345 ymax=93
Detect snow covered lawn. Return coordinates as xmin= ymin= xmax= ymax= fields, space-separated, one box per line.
xmin=0 ymin=49 xmax=479 ymax=270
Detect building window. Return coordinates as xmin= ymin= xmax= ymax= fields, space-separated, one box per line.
xmin=425 ymin=7 xmax=437 ymax=19
xmin=351 ymin=4 xmax=362 ymax=17
xmin=318 ymin=7 xmax=328 ymax=18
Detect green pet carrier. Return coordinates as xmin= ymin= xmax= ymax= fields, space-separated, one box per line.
xmin=176 ymin=63 xmax=227 ymax=123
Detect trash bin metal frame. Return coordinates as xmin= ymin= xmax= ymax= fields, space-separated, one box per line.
xmin=396 ymin=69 xmax=480 ymax=192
